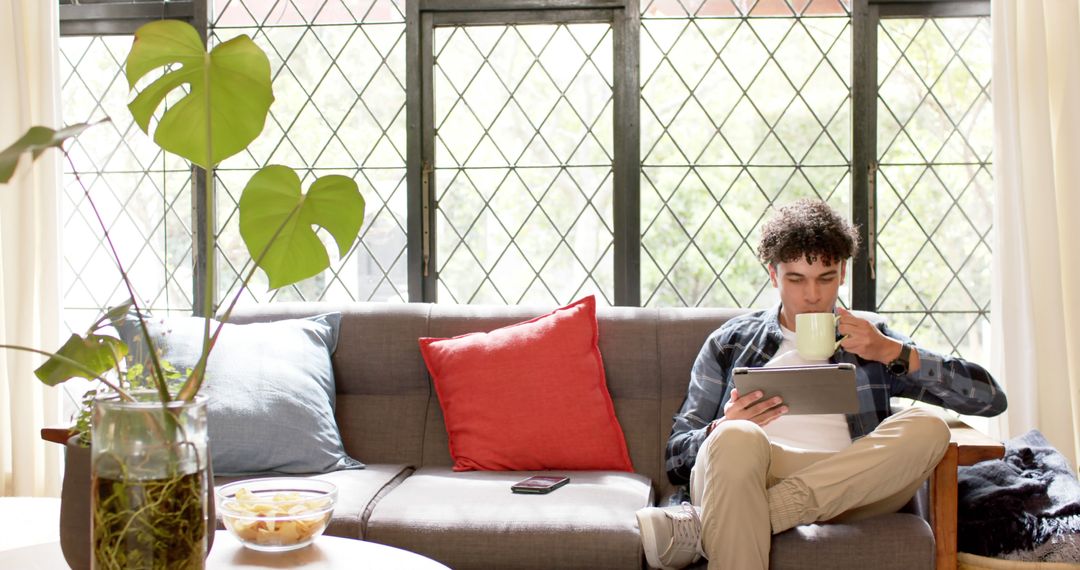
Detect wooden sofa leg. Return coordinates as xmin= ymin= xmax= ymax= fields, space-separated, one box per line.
xmin=931 ymin=443 xmax=960 ymax=570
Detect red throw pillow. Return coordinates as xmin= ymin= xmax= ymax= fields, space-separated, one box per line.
xmin=418 ymin=296 xmax=633 ymax=472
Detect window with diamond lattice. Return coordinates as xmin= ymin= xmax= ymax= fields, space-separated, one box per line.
xmin=59 ymin=34 xmax=194 ymax=337
xmin=875 ymin=16 xmax=992 ymax=362
xmin=432 ymin=22 xmax=615 ymax=305
xmin=53 ymin=0 xmax=993 ymax=365
xmin=212 ymin=0 xmax=408 ymax=306
xmin=640 ymin=0 xmax=853 ymax=310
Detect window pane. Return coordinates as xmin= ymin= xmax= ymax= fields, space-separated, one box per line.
xmin=876 ymin=17 xmax=992 ymax=362
xmin=432 ymin=23 xmax=615 ymax=305
xmin=640 ymin=3 xmax=852 ymax=307
xmin=59 ymin=35 xmax=194 ymax=336
xmin=211 ymin=0 xmax=408 ymax=305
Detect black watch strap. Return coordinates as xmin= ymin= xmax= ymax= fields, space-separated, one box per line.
xmin=887 ymin=343 xmax=912 ymax=375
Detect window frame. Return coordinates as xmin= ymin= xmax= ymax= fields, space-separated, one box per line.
xmin=851 ymin=0 xmax=991 ymax=311
xmin=405 ymin=0 xmax=641 ymax=304
xmin=59 ymin=0 xmax=215 ymax=315
xmin=58 ymin=0 xmax=992 ymax=316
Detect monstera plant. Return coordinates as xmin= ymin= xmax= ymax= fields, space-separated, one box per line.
xmin=0 ymin=20 xmax=364 ymax=570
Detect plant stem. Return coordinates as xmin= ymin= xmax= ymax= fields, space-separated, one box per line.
xmin=176 ymin=201 xmax=302 ymax=402
xmin=62 ymin=151 xmax=170 ymax=403
xmin=192 ymin=47 xmax=216 ymax=403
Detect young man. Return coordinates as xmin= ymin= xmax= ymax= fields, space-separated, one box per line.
xmin=636 ymin=199 xmax=1007 ymax=570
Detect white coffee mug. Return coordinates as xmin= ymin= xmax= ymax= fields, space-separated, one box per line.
xmin=795 ymin=312 xmax=843 ymax=360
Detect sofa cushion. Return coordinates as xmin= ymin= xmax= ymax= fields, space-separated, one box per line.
xmin=365 ymin=467 xmax=653 ymax=570
xmin=418 ymin=296 xmax=633 ymax=472
xmin=214 ymin=464 xmax=411 ymax=540
xmin=683 ymin=513 xmax=934 ymax=570
xmin=228 ymin=302 xmax=433 ymax=467
xmin=120 ymin=312 xmax=362 ymax=475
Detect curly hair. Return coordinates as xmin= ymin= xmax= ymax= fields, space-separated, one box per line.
xmin=757 ymin=199 xmax=860 ymax=267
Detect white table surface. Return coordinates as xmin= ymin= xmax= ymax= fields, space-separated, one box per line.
xmin=0 ymin=497 xmax=61 ymax=551
xmin=0 ymin=532 xmax=451 ymax=569
xmin=207 ymin=533 xmax=450 ymax=569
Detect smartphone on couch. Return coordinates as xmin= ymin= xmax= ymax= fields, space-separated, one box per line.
xmin=511 ymin=475 xmax=570 ymax=494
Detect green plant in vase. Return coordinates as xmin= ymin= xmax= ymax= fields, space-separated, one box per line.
xmin=0 ymin=19 xmax=365 ymax=570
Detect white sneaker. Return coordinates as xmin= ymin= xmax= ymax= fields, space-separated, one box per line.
xmin=636 ymin=502 xmax=705 ymax=569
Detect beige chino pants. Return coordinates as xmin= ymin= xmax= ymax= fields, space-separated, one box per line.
xmin=689 ymin=407 xmax=951 ymax=570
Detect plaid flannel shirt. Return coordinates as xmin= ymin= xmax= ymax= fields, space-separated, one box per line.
xmin=665 ymin=304 xmax=1007 ymax=486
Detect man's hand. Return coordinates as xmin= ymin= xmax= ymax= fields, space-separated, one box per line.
xmin=836 ymin=307 xmax=903 ymax=364
xmin=709 ymin=388 xmax=787 ymax=434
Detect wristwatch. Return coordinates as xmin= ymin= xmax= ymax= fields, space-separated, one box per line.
xmin=887 ymin=343 xmax=913 ymax=375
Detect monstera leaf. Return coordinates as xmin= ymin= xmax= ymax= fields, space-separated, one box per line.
xmin=239 ymin=165 xmax=365 ymax=290
xmin=125 ymin=20 xmax=273 ymax=169
xmin=0 ymin=122 xmax=99 ymax=183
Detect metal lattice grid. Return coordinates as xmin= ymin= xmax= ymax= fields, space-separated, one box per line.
xmin=432 ymin=22 xmax=616 ymax=306
xmin=59 ymin=35 xmax=194 ymax=336
xmin=640 ymin=0 xmax=852 ymax=308
xmin=875 ymin=16 xmax=992 ymax=362
xmin=211 ymin=0 xmax=408 ymax=306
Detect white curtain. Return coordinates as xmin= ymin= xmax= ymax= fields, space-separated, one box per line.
xmin=0 ymin=1 xmax=63 ymax=497
xmin=991 ymin=1 xmax=1080 ymax=469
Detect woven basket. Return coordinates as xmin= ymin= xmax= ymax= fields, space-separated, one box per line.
xmin=958 ymin=552 xmax=1080 ymax=569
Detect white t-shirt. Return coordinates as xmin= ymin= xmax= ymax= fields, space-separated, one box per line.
xmin=760 ymin=325 xmax=852 ymax=452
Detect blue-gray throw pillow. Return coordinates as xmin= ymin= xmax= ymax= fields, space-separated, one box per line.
xmin=119 ymin=313 xmax=363 ymax=475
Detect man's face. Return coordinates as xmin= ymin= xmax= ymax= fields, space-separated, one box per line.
xmin=769 ymin=256 xmax=846 ymax=330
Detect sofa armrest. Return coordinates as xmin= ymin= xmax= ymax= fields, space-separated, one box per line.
xmin=931 ymin=419 xmax=1005 ymax=570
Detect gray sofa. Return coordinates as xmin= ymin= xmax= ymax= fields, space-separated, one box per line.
xmin=221 ymin=301 xmax=935 ymax=570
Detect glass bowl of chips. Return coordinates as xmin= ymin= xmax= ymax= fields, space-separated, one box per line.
xmin=216 ymin=478 xmax=337 ymax=552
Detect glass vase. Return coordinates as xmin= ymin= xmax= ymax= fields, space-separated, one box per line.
xmin=91 ymin=392 xmax=209 ymax=570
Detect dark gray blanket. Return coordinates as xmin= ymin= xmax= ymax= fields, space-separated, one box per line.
xmin=958 ymin=429 xmax=1080 ymax=559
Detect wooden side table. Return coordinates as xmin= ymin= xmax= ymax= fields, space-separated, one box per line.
xmin=932 ymin=421 xmax=1006 ymax=570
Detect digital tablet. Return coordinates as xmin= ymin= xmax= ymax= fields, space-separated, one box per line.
xmin=732 ymin=363 xmax=859 ymax=415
